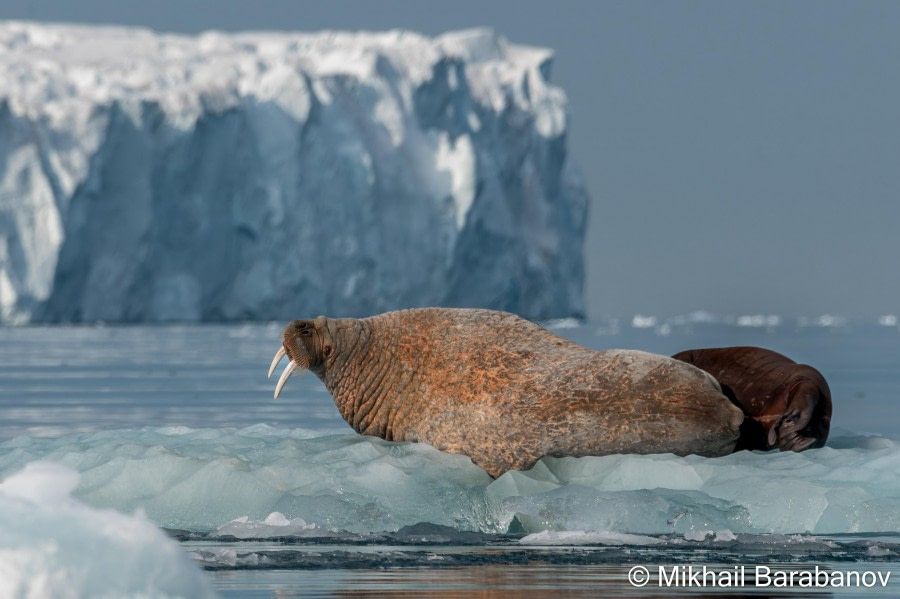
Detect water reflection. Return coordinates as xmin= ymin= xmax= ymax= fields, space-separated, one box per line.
xmin=210 ymin=563 xmax=894 ymax=598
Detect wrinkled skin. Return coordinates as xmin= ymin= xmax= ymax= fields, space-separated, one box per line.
xmin=276 ymin=308 xmax=743 ymax=478
xmin=672 ymin=347 xmax=832 ymax=452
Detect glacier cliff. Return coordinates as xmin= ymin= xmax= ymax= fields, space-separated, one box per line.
xmin=0 ymin=22 xmax=587 ymax=323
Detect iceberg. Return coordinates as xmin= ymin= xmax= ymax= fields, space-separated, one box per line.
xmin=0 ymin=22 xmax=587 ymax=324
xmin=0 ymin=461 xmax=217 ymax=599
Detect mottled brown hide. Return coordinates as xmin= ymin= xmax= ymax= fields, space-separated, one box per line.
xmin=672 ymin=347 xmax=832 ymax=452
xmin=277 ymin=308 xmax=743 ymax=478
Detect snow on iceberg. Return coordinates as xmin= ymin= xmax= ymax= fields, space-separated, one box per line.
xmin=0 ymin=22 xmax=587 ymax=324
xmin=0 ymin=461 xmax=217 ymax=599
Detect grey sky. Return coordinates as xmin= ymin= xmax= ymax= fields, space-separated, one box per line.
xmin=5 ymin=0 xmax=899 ymax=319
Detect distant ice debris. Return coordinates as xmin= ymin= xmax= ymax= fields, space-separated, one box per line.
xmin=715 ymin=529 xmax=738 ymax=542
xmin=593 ymin=319 xmax=621 ymax=336
xmin=879 ymin=315 xmax=898 ymax=327
xmin=519 ymin=530 xmax=664 ymax=546
xmin=736 ymin=314 xmax=782 ymax=328
xmin=543 ymin=317 xmax=582 ymax=330
xmin=213 ymin=512 xmax=327 ymax=539
xmin=631 ymin=315 xmax=657 ymax=329
xmin=0 ymin=462 xmax=216 ymax=599
xmin=799 ymin=314 xmax=848 ymax=328
xmin=868 ymin=544 xmax=893 ymax=557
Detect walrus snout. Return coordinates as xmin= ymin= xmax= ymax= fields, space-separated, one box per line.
xmin=267 ymin=319 xmax=317 ymax=399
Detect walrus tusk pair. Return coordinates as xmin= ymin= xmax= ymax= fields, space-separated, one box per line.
xmin=267 ymin=346 xmax=307 ymax=399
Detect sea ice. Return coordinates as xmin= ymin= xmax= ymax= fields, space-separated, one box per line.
xmin=2 ymin=427 xmax=900 ymax=537
xmin=0 ymin=461 xmax=217 ymax=599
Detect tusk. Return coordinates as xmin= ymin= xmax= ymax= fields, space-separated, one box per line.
xmin=274 ymin=360 xmax=296 ymax=400
xmin=267 ymin=346 xmax=287 ymax=379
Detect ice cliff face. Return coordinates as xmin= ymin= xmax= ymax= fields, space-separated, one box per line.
xmin=0 ymin=22 xmax=587 ymax=323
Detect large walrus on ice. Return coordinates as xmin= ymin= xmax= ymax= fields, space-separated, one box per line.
xmin=267 ymin=308 xmax=744 ymax=478
xmin=673 ymin=346 xmax=832 ymax=451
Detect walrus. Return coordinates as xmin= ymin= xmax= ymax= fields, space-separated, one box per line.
xmin=672 ymin=347 xmax=832 ymax=452
xmin=267 ymin=308 xmax=743 ymax=478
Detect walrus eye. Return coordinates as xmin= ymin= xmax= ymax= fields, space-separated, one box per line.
xmin=323 ymin=345 xmax=333 ymax=358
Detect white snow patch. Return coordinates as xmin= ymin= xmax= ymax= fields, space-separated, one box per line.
xmin=433 ymin=133 xmax=476 ymax=230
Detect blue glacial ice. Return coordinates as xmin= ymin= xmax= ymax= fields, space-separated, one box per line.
xmin=0 ymin=461 xmax=216 ymax=599
xmin=2 ymin=426 xmax=899 ymax=537
xmin=0 ymin=22 xmax=587 ymax=324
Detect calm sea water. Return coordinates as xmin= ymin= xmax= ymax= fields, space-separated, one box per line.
xmin=1 ymin=319 xmax=898 ymax=597
xmin=1 ymin=319 xmax=896 ymax=439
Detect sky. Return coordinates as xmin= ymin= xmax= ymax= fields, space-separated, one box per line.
xmin=5 ymin=0 xmax=899 ymax=320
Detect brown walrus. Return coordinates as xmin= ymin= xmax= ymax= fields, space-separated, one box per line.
xmin=267 ymin=308 xmax=743 ymax=478
xmin=672 ymin=347 xmax=832 ymax=452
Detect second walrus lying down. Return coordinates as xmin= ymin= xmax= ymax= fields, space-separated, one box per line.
xmin=267 ymin=308 xmax=743 ymax=478
xmin=672 ymin=346 xmax=832 ymax=452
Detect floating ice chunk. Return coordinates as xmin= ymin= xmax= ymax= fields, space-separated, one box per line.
xmin=736 ymin=314 xmax=781 ymax=327
xmin=519 ymin=530 xmax=664 ymax=546
xmin=687 ymin=310 xmax=720 ymax=324
xmin=212 ymin=512 xmax=325 ymax=539
xmin=0 ymin=461 xmax=216 ymax=599
xmin=878 ymin=315 xmax=898 ymax=327
xmin=543 ymin=317 xmax=582 ymax=330
xmin=631 ymin=315 xmax=657 ymax=328
xmin=684 ymin=529 xmax=712 ymax=541
xmin=868 ymin=545 xmax=893 ymax=557
xmin=715 ymin=529 xmax=737 ymax=542
xmin=800 ymin=314 xmax=847 ymax=328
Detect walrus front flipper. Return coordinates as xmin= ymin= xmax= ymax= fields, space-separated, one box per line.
xmin=672 ymin=347 xmax=832 ymax=453
xmin=767 ymin=379 xmax=831 ymax=451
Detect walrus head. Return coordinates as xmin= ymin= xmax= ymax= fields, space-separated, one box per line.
xmin=268 ymin=316 xmax=335 ymax=398
xmin=767 ymin=374 xmax=832 ymax=451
